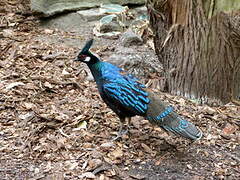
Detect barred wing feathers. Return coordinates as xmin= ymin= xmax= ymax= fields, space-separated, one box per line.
xmin=102 ymin=78 xmax=150 ymax=115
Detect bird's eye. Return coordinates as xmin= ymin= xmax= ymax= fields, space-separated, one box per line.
xmin=79 ymin=54 xmax=91 ymax=62
xmin=84 ymin=56 xmax=91 ymax=62
xmin=79 ymin=54 xmax=87 ymax=59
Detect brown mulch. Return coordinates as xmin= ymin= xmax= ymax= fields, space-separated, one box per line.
xmin=0 ymin=1 xmax=239 ymax=180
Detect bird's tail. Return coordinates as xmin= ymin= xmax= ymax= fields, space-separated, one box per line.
xmin=145 ymin=92 xmax=202 ymax=140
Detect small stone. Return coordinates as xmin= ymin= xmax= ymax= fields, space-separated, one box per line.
xmin=99 ymin=22 xmax=122 ymax=33
xmin=120 ymin=29 xmax=143 ymax=47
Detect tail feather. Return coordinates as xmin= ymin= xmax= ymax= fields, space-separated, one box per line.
xmin=160 ymin=112 xmax=202 ymax=140
xmin=147 ymin=112 xmax=202 ymax=140
xmin=145 ymin=91 xmax=202 ymax=140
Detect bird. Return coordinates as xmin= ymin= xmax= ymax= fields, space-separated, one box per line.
xmin=74 ymin=39 xmax=202 ymax=141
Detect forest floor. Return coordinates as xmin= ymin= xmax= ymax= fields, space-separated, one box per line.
xmin=0 ymin=1 xmax=239 ymax=180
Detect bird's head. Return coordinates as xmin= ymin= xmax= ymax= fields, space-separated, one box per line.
xmin=75 ymin=39 xmax=99 ymax=64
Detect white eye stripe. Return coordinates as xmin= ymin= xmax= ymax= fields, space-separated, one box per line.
xmin=84 ymin=56 xmax=91 ymax=62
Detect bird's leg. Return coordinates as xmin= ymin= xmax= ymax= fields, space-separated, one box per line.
xmin=112 ymin=118 xmax=129 ymax=141
xmin=126 ymin=117 xmax=131 ymax=128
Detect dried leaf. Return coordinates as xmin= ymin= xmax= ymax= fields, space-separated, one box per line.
xmin=18 ymin=111 xmax=35 ymax=120
xmin=24 ymin=102 xmax=36 ymax=110
xmin=108 ymin=148 xmax=123 ymax=159
xmin=88 ymin=159 xmax=103 ymax=170
xmin=100 ymin=142 xmax=115 ymax=150
xmin=64 ymin=160 xmax=79 ymax=170
xmin=141 ymin=143 xmax=152 ymax=154
xmin=222 ymin=123 xmax=238 ymax=135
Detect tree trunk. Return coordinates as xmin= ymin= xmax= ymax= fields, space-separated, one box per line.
xmin=147 ymin=0 xmax=240 ymax=105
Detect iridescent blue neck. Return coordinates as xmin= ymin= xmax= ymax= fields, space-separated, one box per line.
xmin=88 ymin=61 xmax=121 ymax=84
xmin=88 ymin=61 xmax=103 ymax=82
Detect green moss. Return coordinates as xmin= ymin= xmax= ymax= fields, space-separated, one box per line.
xmin=214 ymin=0 xmax=240 ymax=15
xmin=204 ymin=0 xmax=240 ymax=18
xmin=215 ymin=0 xmax=240 ymax=12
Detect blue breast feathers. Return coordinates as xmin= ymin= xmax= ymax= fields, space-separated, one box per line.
xmin=97 ymin=62 xmax=150 ymax=115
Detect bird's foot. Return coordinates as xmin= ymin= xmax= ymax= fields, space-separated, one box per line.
xmin=111 ymin=129 xmax=128 ymax=141
xmin=111 ymin=120 xmax=129 ymax=141
xmin=111 ymin=118 xmax=131 ymax=141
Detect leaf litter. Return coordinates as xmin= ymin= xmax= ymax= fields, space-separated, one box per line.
xmin=0 ymin=1 xmax=239 ymax=179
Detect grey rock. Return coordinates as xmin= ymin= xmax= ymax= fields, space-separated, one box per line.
xmin=108 ymin=46 xmax=162 ymax=78
xmin=31 ymin=0 xmax=145 ymax=17
xmin=130 ymin=5 xmax=147 ymax=18
xmin=99 ymin=22 xmax=122 ymax=33
xmin=134 ymin=6 xmax=147 ymax=15
xmin=77 ymin=8 xmax=105 ymax=21
xmin=40 ymin=12 xmax=87 ymax=33
xmin=93 ymin=14 xmax=123 ymax=38
xmin=120 ymin=29 xmax=143 ymax=47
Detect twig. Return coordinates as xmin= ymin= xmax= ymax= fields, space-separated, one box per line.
xmin=58 ymin=128 xmax=70 ymax=138
xmin=0 ymin=41 xmax=13 ymax=56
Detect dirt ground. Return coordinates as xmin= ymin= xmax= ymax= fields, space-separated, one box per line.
xmin=0 ymin=1 xmax=239 ymax=180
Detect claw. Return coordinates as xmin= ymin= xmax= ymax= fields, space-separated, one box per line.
xmin=111 ymin=118 xmax=130 ymax=141
xmin=111 ymin=129 xmax=128 ymax=141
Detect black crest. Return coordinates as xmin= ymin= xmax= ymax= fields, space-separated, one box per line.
xmin=81 ymin=39 xmax=94 ymax=54
xmin=75 ymin=39 xmax=99 ymax=63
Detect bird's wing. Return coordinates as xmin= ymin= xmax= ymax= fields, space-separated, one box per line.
xmin=102 ymin=80 xmax=150 ymax=115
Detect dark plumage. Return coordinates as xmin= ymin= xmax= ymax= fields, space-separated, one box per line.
xmin=75 ymin=39 xmax=202 ymax=140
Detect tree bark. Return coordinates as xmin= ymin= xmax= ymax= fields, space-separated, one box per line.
xmin=147 ymin=0 xmax=240 ymax=105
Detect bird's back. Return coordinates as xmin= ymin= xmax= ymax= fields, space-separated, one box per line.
xmin=91 ymin=61 xmax=150 ymax=118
